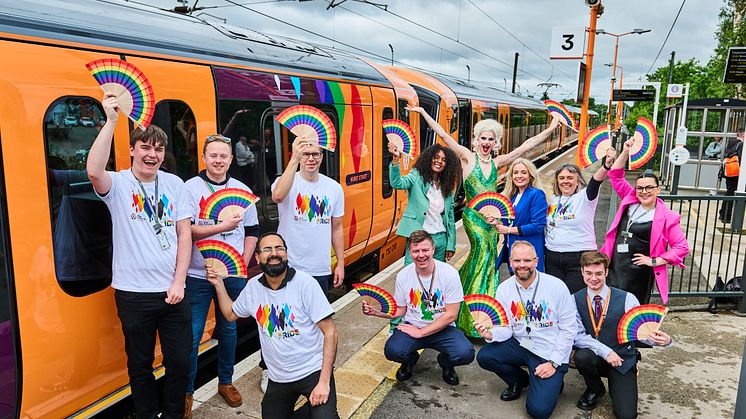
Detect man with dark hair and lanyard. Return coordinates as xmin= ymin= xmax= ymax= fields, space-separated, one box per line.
xmin=182 ymin=135 xmax=260 ymax=415
xmin=475 ymin=240 xmax=576 ymax=419
xmin=362 ymin=230 xmax=474 ymax=386
xmin=87 ymin=93 xmax=193 ymax=418
xmin=572 ymin=250 xmax=671 ymax=418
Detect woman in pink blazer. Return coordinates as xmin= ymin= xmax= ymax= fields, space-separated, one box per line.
xmin=600 ymin=139 xmax=689 ymax=304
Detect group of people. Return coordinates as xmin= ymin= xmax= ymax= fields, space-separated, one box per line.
xmin=88 ymin=89 xmax=690 ymax=419
xmin=88 ymin=93 xmax=345 ymax=418
xmin=375 ymin=106 xmax=689 ymax=418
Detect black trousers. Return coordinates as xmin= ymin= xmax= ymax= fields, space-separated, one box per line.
xmin=261 ymin=370 xmax=339 ymax=419
xmin=544 ymin=248 xmax=587 ymax=295
xmin=574 ymin=348 xmax=638 ymax=419
xmin=115 ymin=290 xmax=192 ymax=419
xmin=720 ymin=176 xmax=739 ymax=221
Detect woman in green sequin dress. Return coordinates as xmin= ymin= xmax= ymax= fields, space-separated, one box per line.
xmin=408 ymin=106 xmax=561 ymax=336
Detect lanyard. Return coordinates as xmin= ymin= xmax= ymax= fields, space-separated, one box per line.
xmin=133 ymin=170 xmax=163 ymax=232
xmin=202 ymin=177 xmax=228 ymax=194
xmin=514 ymin=273 xmax=540 ymax=336
xmin=586 ymin=288 xmax=610 ymax=338
xmin=625 ymin=204 xmax=654 ymax=234
xmin=415 ymin=265 xmax=437 ymax=309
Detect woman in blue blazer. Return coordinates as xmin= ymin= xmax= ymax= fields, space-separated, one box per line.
xmin=491 ymin=158 xmax=548 ymax=271
xmin=389 ymin=143 xmax=461 ymax=265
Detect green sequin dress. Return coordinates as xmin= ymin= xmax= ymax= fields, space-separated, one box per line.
xmin=457 ymin=160 xmax=501 ymax=337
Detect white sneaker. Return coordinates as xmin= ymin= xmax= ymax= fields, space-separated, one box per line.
xmin=260 ymin=369 xmax=269 ymax=393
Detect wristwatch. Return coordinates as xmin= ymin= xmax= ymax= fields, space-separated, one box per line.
xmin=551 ymin=361 xmax=560 ymax=369
xmin=651 ymin=257 xmax=657 ymax=266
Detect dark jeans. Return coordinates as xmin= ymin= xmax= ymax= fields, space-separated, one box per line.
xmin=720 ymin=176 xmax=739 ymax=221
xmin=313 ymin=274 xmax=333 ymax=297
xmin=115 ymin=290 xmax=192 ymax=419
xmin=574 ymin=348 xmax=638 ymax=419
xmin=544 ymin=248 xmax=588 ymax=294
xmin=186 ymin=276 xmax=246 ymax=393
xmin=477 ymin=338 xmax=567 ymax=419
xmin=384 ymin=325 xmax=475 ymax=368
xmin=261 ymin=370 xmax=339 ymax=419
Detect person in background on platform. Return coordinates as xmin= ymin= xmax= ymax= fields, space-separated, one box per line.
xmin=272 ymin=138 xmax=345 ymax=296
xmin=406 ymin=105 xmax=561 ymax=338
xmin=234 ymin=135 xmax=256 ymax=188
xmin=491 ymin=158 xmax=548 ymax=274
xmin=720 ymin=129 xmax=744 ymax=223
xmin=544 ymin=149 xmax=615 ymax=294
xmin=87 ymin=93 xmax=192 ymax=419
xmin=362 ymin=230 xmax=475 ymax=385
xmin=388 ymin=142 xmax=461 ymax=265
xmin=705 ymin=136 xmax=723 ymax=159
xmin=573 ymin=251 xmax=672 ymax=417
xmin=601 ymin=138 xmax=689 ymax=305
xmin=183 ymin=134 xmax=259 ymax=416
xmin=206 ymin=233 xmax=339 ymax=419
xmin=475 ymin=241 xmax=575 ymax=419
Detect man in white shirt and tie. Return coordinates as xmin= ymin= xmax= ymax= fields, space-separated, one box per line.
xmin=474 ymin=241 xmax=576 ymax=419
xmin=572 ymin=251 xmax=671 ymax=418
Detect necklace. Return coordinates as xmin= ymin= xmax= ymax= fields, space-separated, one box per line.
xmin=476 ymin=152 xmax=492 ymax=164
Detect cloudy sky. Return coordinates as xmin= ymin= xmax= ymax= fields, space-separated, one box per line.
xmin=151 ymin=0 xmax=722 ymax=103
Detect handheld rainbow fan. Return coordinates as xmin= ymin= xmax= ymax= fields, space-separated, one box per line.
xmin=629 ymin=117 xmax=658 ymax=170
xmin=196 ymin=240 xmax=248 ymax=278
xmin=353 ymin=283 xmax=397 ymax=317
xmin=276 ymin=105 xmax=337 ymax=152
xmin=617 ymin=304 xmax=668 ymax=344
xmin=382 ymin=119 xmax=418 ymax=158
xmin=464 ymin=294 xmax=509 ymax=327
xmin=544 ymin=100 xmax=578 ymax=132
xmin=579 ymin=125 xmax=612 ymax=168
xmin=85 ymin=58 xmax=155 ymax=129
xmin=466 ymin=192 xmax=515 ymax=220
xmin=199 ymin=188 xmax=259 ymax=221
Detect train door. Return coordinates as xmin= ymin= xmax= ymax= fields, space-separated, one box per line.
xmin=412 ymin=85 xmax=441 ymax=150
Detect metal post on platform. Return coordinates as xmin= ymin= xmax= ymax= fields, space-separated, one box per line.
xmin=736 ymin=337 xmax=746 ymax=416
xmin=576 ymin=4 xmax=601 ymax=167
xmin=669 ymin=83 xmax=689 ymax=195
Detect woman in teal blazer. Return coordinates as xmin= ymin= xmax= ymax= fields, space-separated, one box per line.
xmin=389 ymin=143 xmax=461 ymax=264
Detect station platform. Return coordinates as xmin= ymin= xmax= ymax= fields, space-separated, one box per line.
xmin=192 ymin=148 xmax=745 ymax=418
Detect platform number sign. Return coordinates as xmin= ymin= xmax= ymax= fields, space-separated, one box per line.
xmin=550 ymin=26 xmax=585 ymax=60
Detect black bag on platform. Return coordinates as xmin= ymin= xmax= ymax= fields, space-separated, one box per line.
xmin=708 ymin=275 xmax=742 ymax=312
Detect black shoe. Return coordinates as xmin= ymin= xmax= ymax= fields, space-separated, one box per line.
xmin=442 ymin=366 xmax=459 ymax=385
xmin=500 ymin=380 xmax=527 ymax=401
xmin=577 ymin=387 xmax=606 ymax=411
xmin=395 ymin=363 xmax=413 ymax=381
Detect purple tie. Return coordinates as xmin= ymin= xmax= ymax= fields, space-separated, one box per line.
xmin=593 ymin=295 xmax=603 ymax=323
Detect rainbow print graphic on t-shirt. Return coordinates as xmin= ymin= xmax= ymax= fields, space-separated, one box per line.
xmin=409 ymin=288 xmax=445 ymax=320
xmin=547 ymin=201 xmax=575 ymax=222
xmin=131 ymin=191 xmax=174 ymax=224
xmin=255 ymin=303 xmax=299 ymax=339
xmin=510 ymin=299 xmax=554 ymax=327
xmin=294 ymin=193 xmax=333 ymax=224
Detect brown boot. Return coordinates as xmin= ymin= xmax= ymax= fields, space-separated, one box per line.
xmin=218 ymin=383 xmax=243 ymax=407
xmin=184 ymin=393 xmax=193 ymax=419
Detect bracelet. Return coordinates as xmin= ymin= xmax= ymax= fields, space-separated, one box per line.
xmin=602 ymin=161 xmax=612 ymax=170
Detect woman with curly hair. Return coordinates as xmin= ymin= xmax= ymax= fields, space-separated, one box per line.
xmin=389 ymin=142 xmax=461 ymax=264
xmin=407 ymin=105 xmax=560 ymax=337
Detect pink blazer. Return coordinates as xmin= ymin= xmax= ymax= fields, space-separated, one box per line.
xmin=600 ymin=168 xmax=689 ymax=304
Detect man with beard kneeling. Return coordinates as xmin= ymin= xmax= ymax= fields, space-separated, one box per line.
xmin=205 ymin=233 xmax=339 ymax=419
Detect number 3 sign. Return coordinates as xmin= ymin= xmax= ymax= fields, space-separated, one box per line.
xmin=550 ymin=26 xmax=586 ymax=60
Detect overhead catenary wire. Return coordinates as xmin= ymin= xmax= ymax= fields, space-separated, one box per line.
xmin=646 ymin=0 xmax=687 ymax=75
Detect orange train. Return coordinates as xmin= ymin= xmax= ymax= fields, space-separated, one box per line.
xmin=0 ymin=1 xmax=594 ymax=417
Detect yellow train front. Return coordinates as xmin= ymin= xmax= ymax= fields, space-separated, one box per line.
xmin=0 ymin=1 xmax=580 ymax=417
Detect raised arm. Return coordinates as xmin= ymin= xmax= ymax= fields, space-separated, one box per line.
xmin=607 ymin=138 xmax=635 ymax=198
xmin=407 ymin=106 xmax=472 ymax=163
xmin=205 ymin=267 xmax=240 ymax=322
xmin=495 ymin=115 xmax=561 ymax=168
xmin=86 ymin=93 xmax=118 ymax=195
xmin=271 ymin=139 xmax=307 ymax=203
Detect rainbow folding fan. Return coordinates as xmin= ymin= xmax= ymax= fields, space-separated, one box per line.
xmin=276 ymin=105 xmax=337 ymax=151
xmin=85 ymin=58 xmax=155 ymax=129
xmin=195 ymin=240 xmax=248 ymax=278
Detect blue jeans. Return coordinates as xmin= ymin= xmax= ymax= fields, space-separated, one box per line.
xmin=186 ymin=275 xmax=246 ymax=394
xmin=384 ymin=325 xmax=474 ymax=368
xmin=477 ymin=337 xmax=568 ymax=419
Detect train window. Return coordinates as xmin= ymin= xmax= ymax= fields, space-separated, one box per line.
xmin=458 ymin=100 xmax=471 ymax=148
xmin=449 ymin=105 xmax=459 ymax=134
xmin=148 ymin=101 xmax=198 ymax=181
xmin=44 ymin=96 xmax=113 ymax=296
xmin=382 ymin=107 xmax=395 ymax=198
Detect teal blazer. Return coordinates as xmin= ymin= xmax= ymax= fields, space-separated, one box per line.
xmin=389 ymin=164 xmax=456 ymax=252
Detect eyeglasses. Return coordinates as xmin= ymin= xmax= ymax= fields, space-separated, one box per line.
xmin=258 ymin=246 xmax=287 ymax=254
xmin=206 ymin=135 xmax=231 ymax=145
xmin=635 ymin=185 xmax=658 ymax=193
xmin=302 ymin=152 xmax=323 ymax=160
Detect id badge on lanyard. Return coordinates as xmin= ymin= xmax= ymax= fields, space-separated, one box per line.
xmin=136 ymin=172 xmax=171 ymax=250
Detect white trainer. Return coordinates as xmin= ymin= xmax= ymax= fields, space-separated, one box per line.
xmin=260 ymin=369 xmax=269 ymax=393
